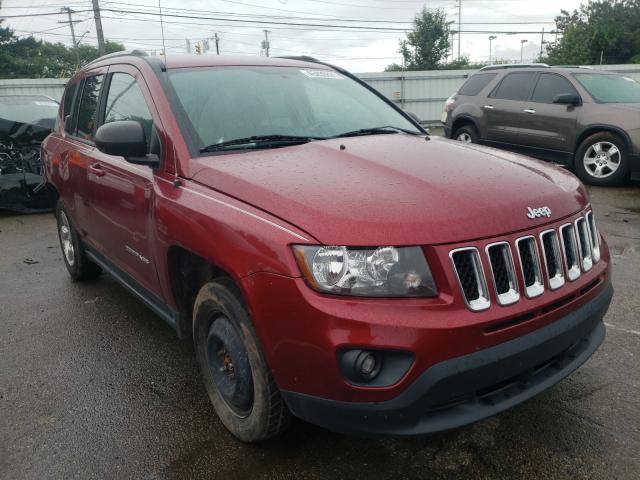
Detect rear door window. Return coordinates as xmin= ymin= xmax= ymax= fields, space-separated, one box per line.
xmin=492 ymin=72 xmax=537 ymax=101
xmin=531 ymin=73 xmax=578 ymax=103
xmin=458 ymin=73 xmax=497 ymax=96
xmin=75 ymin=74 xmax=104 ymax=142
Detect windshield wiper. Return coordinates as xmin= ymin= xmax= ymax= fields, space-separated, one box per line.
xmin=331 ymin=126 xmax=423 ymax=139
xmin=200 ymin=134 xmax=322 ymax=153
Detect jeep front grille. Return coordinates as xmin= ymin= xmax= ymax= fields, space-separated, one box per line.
xmin=450 ymin=248 xmax=490 ymax=311
xmin=450 ymin=211 xmax=600 ymax=311
xmin=486 ymin=242 xmax=519 ymax=305
xmin=559 ymin=224 xmax=581 ymax=281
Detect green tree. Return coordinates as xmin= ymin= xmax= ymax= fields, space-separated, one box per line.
xmin=543 ymin=0 xmax=640 ymax=65
xmin=0 ymin=24 xmax=124 ymax=78
xmin=385 ymin=7 xmax=452 ymax=71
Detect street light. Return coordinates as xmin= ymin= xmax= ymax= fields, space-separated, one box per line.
xmin=488 ymin=35 xmax=497 ymax=65
xmin=520 ymin=39 xmax=529 ymax=63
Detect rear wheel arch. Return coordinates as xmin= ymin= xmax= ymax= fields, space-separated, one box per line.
xmin=47 ymin=183 xmax=60 ymax=216
xmin=451 ymin=116 xmax=478 ymax=138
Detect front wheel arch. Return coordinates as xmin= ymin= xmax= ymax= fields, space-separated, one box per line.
xmin=574 ymin=126 xmax=632 ymax=162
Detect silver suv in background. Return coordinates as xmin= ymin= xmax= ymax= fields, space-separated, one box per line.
xmin=442 ymin=65 xmax=640 ymax=186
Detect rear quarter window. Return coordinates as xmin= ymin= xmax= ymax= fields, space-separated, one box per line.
xmin=458 ymin=73 xmax=497 ymax=96
xmin=62 ymin=82 xmax=79 ymax=134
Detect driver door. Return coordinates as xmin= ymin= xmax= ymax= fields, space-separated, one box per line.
xmin=86 ymin=65 xmax=163 ymax=296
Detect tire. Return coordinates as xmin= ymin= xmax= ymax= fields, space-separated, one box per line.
xmin=574 ymin=132 xmax=630 ymax=186
xmin=453 ymin=124 xmax=478 ymax=144
xmin=193 ymin=278 xmax=291 ymax=442
xmin=55 ymin=199 xmax=102 ymax=281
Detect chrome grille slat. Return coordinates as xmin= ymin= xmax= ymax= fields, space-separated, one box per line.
xmin=575 ymin=217 xmax=593 ymax=272
xmin=559 ymin=223 xmax=581 ymax=281
xmin=450 ymin=247 xmax=490 ymax=311
xmin=586 ymin=211 xmax=601 ymax=262
xmin=540 ymin=230 xmax=565 ymax=290
xmin=515 ymin=236 xmax=544 ymax=298
xmin=486 ymin=242 xmax=519 ymax=305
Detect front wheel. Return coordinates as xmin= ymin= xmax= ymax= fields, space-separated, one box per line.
xmin=574 ymin=132 xmax=630 ymax=186
xmin=453 ymin=125 xmax=478 ymax=144
xmin=193 ymin=278 xmax=291 ymax=442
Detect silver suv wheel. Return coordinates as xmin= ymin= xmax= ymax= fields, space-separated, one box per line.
xmin=59 ymin=210 xmax=75 ymax=267
xmin=583 ymin=141 xmax=621 ymax=179
xmin=457 ymin=132 xmax=473 ymax=143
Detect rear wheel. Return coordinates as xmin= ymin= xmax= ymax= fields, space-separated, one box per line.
xmin=453 ymin=125 xmax=478 ymax=144
xmin=55 ymin=200 xmax=102 ymax=281
xmin=574 ymin=132 xmax=630 ymax=186
xmin=193 ymin=278 xmax=291 ymax=442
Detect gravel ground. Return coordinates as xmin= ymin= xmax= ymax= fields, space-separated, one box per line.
xmin=1 ymin=182 xmax=638 ymax=480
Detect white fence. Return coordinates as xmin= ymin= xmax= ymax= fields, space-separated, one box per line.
xmin=2 ymin=64 xmax=639 ymax=124
xmin=0 ymin=78 xmax=68 ymax=102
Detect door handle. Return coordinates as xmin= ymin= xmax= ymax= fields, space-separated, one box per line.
xmin=88 ymin=163 xmax=106 ymax=177
xmin=523 ymin=109 xmax=536 ymax=114
xmin=483 ymin=105 xmax=494 ymax=110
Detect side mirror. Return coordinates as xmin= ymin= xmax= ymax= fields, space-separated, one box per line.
xmin=95 ymin=120 xmax=160 ymax=167
xmin=405 ymin=111 xmax=421 ymax=123
xmin=553 ymin=93 xmax=581 ymax=106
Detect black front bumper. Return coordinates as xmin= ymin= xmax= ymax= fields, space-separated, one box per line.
xmin=282 ymin=282 xmax=613 ymax=437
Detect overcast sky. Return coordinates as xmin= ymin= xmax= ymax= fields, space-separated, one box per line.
xmin=2 ymin=0 xmax=586 ymax=72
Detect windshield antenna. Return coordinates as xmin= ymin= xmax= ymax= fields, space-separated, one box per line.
xmin=158 ymin=0 xmax=167 ymax=67
xmin=157 ymin=0 xmax=179 ymax=187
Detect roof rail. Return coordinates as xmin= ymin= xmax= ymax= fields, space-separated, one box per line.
xmin=275 ymin=55 xmax=320 ymax=63
xmin=84 ymin=49 xmax=148 ymax=68
xmin=479 ymin=63 xmax=550 ymax=71
xmin=552 ymin=65 xmax=594 ymax=69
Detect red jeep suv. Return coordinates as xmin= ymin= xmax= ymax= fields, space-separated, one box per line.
xmin=42 ymin=51 xmax=612 ymax=442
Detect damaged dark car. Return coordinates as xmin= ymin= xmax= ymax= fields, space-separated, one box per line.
xmin=0 ymin=95 xmax=58 ymax=213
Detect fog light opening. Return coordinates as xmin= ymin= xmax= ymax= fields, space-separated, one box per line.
xmin=355 ymin=351 xmax=382 ymax=381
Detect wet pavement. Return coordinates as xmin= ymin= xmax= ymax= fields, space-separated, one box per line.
xmin=1 ymin=183 xmax=639 ymax=480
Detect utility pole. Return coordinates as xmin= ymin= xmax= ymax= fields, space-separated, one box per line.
xmin=457 ymin=0 xmax=462 ymax=60
xmin=520 ymin=39 xmax=528 ymax=63
xmin=488 ymin=35 xmax=497 ymax=65
xmin=91 ymin=0 xmax=106 ymax=56
xmin=214 ymin=32 xmax=220 ymax=55
xmin=58 ymin=7 xmax=80 ymax=47
xmin=540 ymin=28 xmax=545 ymax=57
xmin=262 ymin=30 xmax=270 ymax=57
xmin=185 ymin=39 xmax=191 ymax=54
xmin=450 ymin=30 xmax=456 ymax=62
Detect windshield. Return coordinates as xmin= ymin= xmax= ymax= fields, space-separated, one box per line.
xmin=0 ymin=97 xmax=59 ymax=125
xmin=574 ymin=73 xmax=640 ymax=103
xmin=168 ymin=66 xmax=420 ymax=150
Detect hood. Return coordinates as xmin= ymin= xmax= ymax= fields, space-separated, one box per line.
xmin=189 ymin=135 xmax=588 ymax=245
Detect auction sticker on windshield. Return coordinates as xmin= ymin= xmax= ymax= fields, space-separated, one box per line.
xmin=300 ymin=69 xmax=344 ymax=79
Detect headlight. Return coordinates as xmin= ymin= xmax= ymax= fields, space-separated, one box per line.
xmin=292 ymin=245 xmax=438 ymax=297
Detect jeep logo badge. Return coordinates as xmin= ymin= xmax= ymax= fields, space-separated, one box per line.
xmin=527 ymin=206 xmax=552 ymax=219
